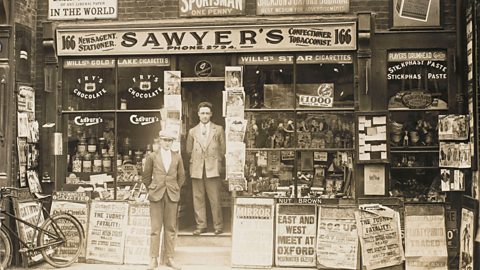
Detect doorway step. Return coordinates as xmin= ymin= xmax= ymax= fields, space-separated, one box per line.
xmin=175 ymin=231 xmax=231 ymax=266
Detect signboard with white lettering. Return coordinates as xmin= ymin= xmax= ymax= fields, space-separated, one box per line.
xmin=275 ymin=204 xmax=317 ymax=267
xmin=257 ymin=0 xmax=349 ymax=15
xmin=86 ymin=201 xmax=129 ymax=264
xmin=231 ymin=197 xmax=275 ymax=267
xmin=48 ymin=0 xmax=117 ymax=20
xmin=13 ymin=199 xmax=45 ymax=265
xmin=180 ymin=0 xmax=245 ymax=17
xmin=56 ymin=22 xmax=356 ymax=56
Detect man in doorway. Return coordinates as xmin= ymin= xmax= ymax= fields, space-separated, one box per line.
xmin=186 ymin=102 xmax=225 ymax=235
xmin=143 ymin=129 xmax=185 ymax=270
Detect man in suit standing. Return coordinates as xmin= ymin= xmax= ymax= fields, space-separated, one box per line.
xmin=186 ymin=102 xmax=225 ymax=235
xmin=143 ymin=129 xmax=185 ymax=270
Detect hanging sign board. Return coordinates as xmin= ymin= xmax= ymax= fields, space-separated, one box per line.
xmin=404 ymin=204 xmax=448 ymax=270
xmin=86 ymin=201 xmax=129 ymax=264
xmin=355 ymin=204 xmax=405 ymax=270
xmin=257 ymin=0 xmax=349 ymax=15
xmin=50 ymin=200 xmax=89 ymax=259
xmin=123 ymin=202 xmax=151 ymax=265
xmin=56 ymin=22 xmax=356 ymax=56
xmin=317 ymin=206 xmax=359 ymax=269
xmin=179 ymin=0 xmax=245 ymax=17
xmin=231 ymin=197 xmax=275 ymax=268
xmin=48 ymin=0 xmax=117 ymax=20
xmin=275 ymin=204 xmax=317 ymax=267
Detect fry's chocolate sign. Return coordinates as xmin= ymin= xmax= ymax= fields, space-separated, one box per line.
xmin=57 ymin=22 xmax=356 ymax=56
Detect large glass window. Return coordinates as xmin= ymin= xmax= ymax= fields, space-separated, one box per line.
xmin=241 ymin=53 xmax=355 ymax=199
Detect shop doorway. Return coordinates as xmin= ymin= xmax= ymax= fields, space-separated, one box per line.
xmin=178 ymin=80 xmax=232 ymax=234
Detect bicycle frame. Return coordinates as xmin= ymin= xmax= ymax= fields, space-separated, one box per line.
xmin=0 ymin=201 xmax=66 ymax=254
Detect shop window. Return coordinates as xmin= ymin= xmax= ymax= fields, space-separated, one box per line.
xmin=242 ymin=53 xmax=355 ymax=199
xmin=63 ymin=59 xmax=116 ymax=111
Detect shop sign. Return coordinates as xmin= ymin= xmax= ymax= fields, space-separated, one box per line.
xmin=64 ymin=59 xmax=116 ymax=69
xmin=298 ymin=83 xmax=334 ymax=108
xmin=127 ymin=74 xmax=163 ymax=99
xmin=56 ymin=22 xmax=357 ymax=56
xmin=72 ymin=75 xmax=108 ymax=100
xmin=257 ymin=0 xmax=349 ymax=15
xmin=275 ymin=204 xmax=317 ymax=267
xmin=238 ymin=53 xmax=352 ymax=65
xmin=48 ymin=0 xmax=117 ymax=20
xmin=73 ymin=115 xmax=104 ymax=127
xmin=118 ymin=57 xmax=170 ymax=67
xmin=232 ymin=198 xmax=275 ymax=268
xmin=400 ymin=90 xmax=433 ymax=109
xmin=129 ymin=114 xmax=160 ymax=126
xmin=180 ymin=0 xmax=245 ymax=17
xmin=194 ymin=60 xmax=213 ymax=77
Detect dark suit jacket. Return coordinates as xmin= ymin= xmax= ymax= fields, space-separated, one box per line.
xmin=142 ymin=150 xmax=185 ymax=202
xmin=186 ymin=122 xmax=225 ymax=179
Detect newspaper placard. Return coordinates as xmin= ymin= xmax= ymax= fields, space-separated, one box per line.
xmin=86 ymin=201 xmax=129 ymax=264
xmin=124 ymin=202 xmax=151 ymax=265
xmin=226 ymin=118 xmax=247 ymax=142
xmin=257 ymin=0 xmax=349 ymax=15
xmin=13 ymin=199 xmax=45 ymax=264
xmin=459 ymin=208 xmax=475 ymax=270
xmin=225 ymin=66 xmax=243 ymax=89
xmin=275 ymin=204 xmax=317 ymax=267
xmin=164 ymin=71 xmax=181 ymax=95
xmin=317 ymin=206 xmax=359 ymax=269
xmin=50 ymin=200 xmax=89 ymax=259
xmin=48 ymin=0 xmax=117 ymax=20
xmin=404 ymin=204 xmax=448 ymax=270
xmin=226 ymin=142 xmax=246 ymax=175
xmin=355 ymin=204 xmax=404 ymax=270
xmin=439 ymin=143 xmax=471 ymax=168
xmin=225 ymin=88 xmax=245 ymax=118
xmin=227 ymin=172 xmax=247 ymax=192
xmin=232 ymin=197 xmax=275 ymax=267
xmin=438 ymin=115 xmax=469 ymax=141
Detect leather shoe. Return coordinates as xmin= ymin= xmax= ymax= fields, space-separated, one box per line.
xmin=214 ymin=229 xmax=223 ymax=235
xmin=147 ymin=257 xmax=158 ymax=270
xmin=193 ymin=228 xmax=207 ymax=235
xmin=166 ymin=258 xmax=181 ymax=270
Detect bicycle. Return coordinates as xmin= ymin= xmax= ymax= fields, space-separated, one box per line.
xmin=0 ymin=187 xmax=85 ymax=268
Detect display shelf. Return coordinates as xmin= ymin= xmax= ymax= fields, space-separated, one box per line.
xmin=246 ymin=148 xmax=354 ymax=152
xmin=388 ymin=108 xmax=449 ymax=112
xmin=390 ymin=167 xmax=439 ymax=170
xmin=182 ymin=76 xmax=225 ymax=82
xmin=390 ymin=146 xmax=439 ymax=153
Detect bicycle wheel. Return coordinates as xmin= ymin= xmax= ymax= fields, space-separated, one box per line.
xmin=0 ymin=226 xmax=12 ymax=269
xmin=38 ymin=213 xmax=84 ymax=268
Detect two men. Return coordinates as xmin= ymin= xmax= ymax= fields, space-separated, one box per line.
xmin=186 ymin=102 xmax=225 ymax=235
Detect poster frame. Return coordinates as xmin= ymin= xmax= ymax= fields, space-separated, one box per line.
xmin=389 ymin=0 xmax=443 ymax=30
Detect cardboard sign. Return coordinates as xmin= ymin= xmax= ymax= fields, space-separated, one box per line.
xmin=13 ymin=199 xmax=45 ymax=265
xmin=86 ymin=201 xmax=129 ymax=264
xmin=275 ymin=204 xmax=317 ymax=267
xmin=231 ymin=198 xmax=275 ymax=267
xmin=123 ymin=202 xmax=151 ymax=265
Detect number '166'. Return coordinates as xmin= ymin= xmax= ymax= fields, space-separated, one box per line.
xmin=334 ymin=29 xmax=352 ymax=45
xmin=62 ymin=35 xmax=76 ymax=50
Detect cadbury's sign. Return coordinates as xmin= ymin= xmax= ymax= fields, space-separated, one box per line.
xmin=56 ymin=22 xmax=356 ymax=56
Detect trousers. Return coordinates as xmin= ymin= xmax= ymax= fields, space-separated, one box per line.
xmin=149 ymin=195 xmax=178 ymax=259
xmin=192 ymin=174 xmax=223 ymax=230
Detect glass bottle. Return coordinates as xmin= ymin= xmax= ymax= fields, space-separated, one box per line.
xmin=87 ymin=137 xmax=97 ymax=153
xmin=93 ymin=153 xmax=102 ymax=173
xmin=82 ymin=153 xmax=92 ymax=173
xmin=102 ymin=154 xmax=112 ymax=172
xmin=72 ymin=153 xmax=82 ymax=173
xmin=99 ymin=137 xmax=107 ymax=155
xmin=77 ymin=137 xmax=87 ymax=155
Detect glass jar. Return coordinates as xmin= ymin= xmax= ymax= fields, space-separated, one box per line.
xmin=77 ymin=137 xmax=87 ymax=155
xmin=93 ymin=153 xmax=102 ymax=172
xmin=72 ymin=154 xmax=82 ymax=173
xmin=102 ymin=155 xmax=112 ymax=172
xmin=87 ymin=137 xmax=97 ymax=153
xmin=82 ymin=153 xmax=92 ymax=173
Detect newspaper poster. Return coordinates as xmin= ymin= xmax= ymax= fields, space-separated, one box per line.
xmin=226 ymin=118 xmax=247 ymax=142
xmin=226 ymin=142 xmax=246 ymax=175
xmin=86 ymin=201 xmax=129 ymax=264
xmin=17 ymin=85 xmax=35 ymax=113
xmin=355 ymin=204 xmax=404 ymax=270
xmin=50 ymin=200 xmax=89 ymax=259
xmin=124 ymin=202 xmax=152 ymax=265
xmin=225 ymin=66 xmax=243 ymax=89
xmin=439 ymin=143 xmax=471 ymax=168
xmin=225 ymin=88 xmax=245 ymax=118
xmin=164 ymin=94 xmax=182 ymax=110
xmin=440 ymin=169 xmax=465 ymax=191
xmin=404 ymin=204 xmax=448 ymax=270
xmin=227 ymin=172 xmax=247 ymax=192
xmin=459 ymin=208 xmax=474 ymax=270
xmin=317 ymin=206 xmax=359 ymax=269
xmin=232 ymin=197 xmax=275 ymax=268
xmin=17 ymin=112 xmax=29 ymax=137
xmin=438 ymin=115 xmax=469 ymax=141
xmin=164 ymin=70 xmax=181 ymax=95
xmin=275 ymin=204 xmax=317 ymax=267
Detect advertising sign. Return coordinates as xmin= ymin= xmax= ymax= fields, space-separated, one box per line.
xmin=56 ymin=22 xmax=356 ymax=56
xmin=257 ymin=0 xmax=349 ymax=15
xmin=404 ymin=204 xmax=448 ymax=270
xmin=459 ymin=208 xmax=475 ymax=270
xmin=317 ymin=206 xmax=359 ymax=269
xmin=124 ymin=202 xmax=151 ymax=265
xmin=86 ymin=201 xmax=129 ymax=264
xmin=275 ymin=204 xmax=317 ymax=267
xmin=48 ymin=0 xmax=117 ymax=20
xmin=231 ymin=197 xmax=275 ymax=268
xmin=180 ymin=0 xmax=245 ymax=17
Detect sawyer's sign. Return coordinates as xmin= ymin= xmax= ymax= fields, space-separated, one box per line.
xmin=56 ymin=22 xmax=356 ymax=56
